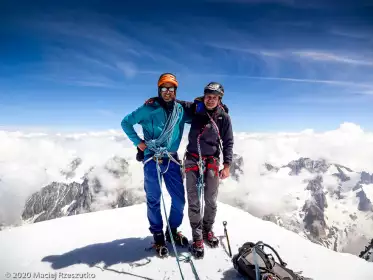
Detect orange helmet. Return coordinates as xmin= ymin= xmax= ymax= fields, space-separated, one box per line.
xmin=158 ymin=73 xmax=178 ymax=88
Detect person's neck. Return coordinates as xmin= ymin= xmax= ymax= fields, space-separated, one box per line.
xmin=158 ymin=97 xmax=175 ymax=114
xmin=206 ymin=106 xmax=217 ymax=113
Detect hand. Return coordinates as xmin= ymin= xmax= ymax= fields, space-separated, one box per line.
xmin=137 ymin=142 xmax=147 ymax=151
xmin=219 ymin=165 xmax=230 ymax=180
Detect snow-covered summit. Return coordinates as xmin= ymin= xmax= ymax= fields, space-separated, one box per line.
xmin=1 ymin=196 xmax=372 ymax=280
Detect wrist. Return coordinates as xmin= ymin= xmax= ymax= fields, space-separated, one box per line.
xmin=223 ymin=163 xmax=230 ymax=169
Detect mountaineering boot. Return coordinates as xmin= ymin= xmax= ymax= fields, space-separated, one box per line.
xmin=153 ymin=231 xmax=169 ymax=258
xmin=203 ymin=230 xmax=219 ymax=248
xmin=189 ymin=240 xmax=204 ymax=259
xmin=165 ymin=228 xmax=189 ymax=247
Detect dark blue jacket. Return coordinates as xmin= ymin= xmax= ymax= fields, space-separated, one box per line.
xmin=178 ymin=97 xmax=234 ymax=165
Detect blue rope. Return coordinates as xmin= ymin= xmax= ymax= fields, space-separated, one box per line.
xmin=178 ymin=253 xmax=201 ymax=280
xmin=146 ymin=102 xmax=181 ymax=156
xmin=155 ymin=160 xmax=200 ymax=280
xmin=145 ymin=102 xmax=201 ymax=280
xmin=155 ymin=159 xmax=185 ymax=279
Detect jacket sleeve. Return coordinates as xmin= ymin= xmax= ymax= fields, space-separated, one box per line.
xmin=176 ymin=99 xmax=195 ymax=124
xmin=120 ymin=105 xmax=147 ymax=147
xmin=221 ymin=114 xmax=234 ymax=165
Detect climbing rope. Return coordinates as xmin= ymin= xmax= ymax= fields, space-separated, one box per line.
xmin=196 ymin=130 xmax=205 ymax=217
xmin=145 ymin=102 xmax=182 ymax=157
xmin=178 ymin=253 xmax=201 ymax=280
xmin=144 ymin=101 xmax=200 ymax=280
xmin=194 ymin=111 xmax=223 ymax=217
xmin=206 ymin=111 xmax=223 ymax=153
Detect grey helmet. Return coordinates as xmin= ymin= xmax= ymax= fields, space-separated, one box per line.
xmin=204 ymin=82 xmax=224 ymax=97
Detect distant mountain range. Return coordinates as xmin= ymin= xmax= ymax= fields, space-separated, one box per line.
xmin=16 ymin=154 xmax=373 ymax=257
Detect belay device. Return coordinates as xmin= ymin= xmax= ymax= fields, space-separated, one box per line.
xmin=232 ymin=241 xmax=308 ymax=280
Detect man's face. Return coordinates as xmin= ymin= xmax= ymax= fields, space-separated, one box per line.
xmin=159 ymin=82 xmax=176 ymax=102
xmin=204 ymin=94 xmax=220 ymax=110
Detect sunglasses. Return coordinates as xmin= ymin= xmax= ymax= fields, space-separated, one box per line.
xmin=160 ymin=87 xmax=175 ymax=93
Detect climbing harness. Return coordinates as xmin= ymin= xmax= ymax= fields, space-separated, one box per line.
xmin=143 ymin=102 xmax=200 ymax=280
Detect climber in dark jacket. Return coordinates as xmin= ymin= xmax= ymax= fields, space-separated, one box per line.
xmin=178 ymin=82 xmax=234 ymax=259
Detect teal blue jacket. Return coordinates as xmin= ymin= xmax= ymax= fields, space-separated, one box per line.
xmin=121 ymin=100 xmax=192 ymax=158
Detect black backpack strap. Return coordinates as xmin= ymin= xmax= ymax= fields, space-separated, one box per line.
xmin=258 ymin=242 xmax=287 ymax=267
xmin=233 ymin=241 xmax=308 ymax=280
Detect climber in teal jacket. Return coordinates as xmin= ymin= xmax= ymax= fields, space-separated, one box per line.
xmin=121 ymin=98 xmax=188 ymax=159
xmin=120 ymin=73 xmax=191 ymax=258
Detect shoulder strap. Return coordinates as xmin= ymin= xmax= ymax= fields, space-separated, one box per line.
xmin=206 ymin=111 xmax=224 ymax=154
xmin=254 ymin=241 xmax=287 ymax=267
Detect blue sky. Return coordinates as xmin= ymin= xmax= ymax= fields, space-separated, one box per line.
xmin=1 ymin=0 xmax=373 ymax=132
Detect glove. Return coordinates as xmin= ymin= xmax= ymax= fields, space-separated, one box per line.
xmin=136 ymin=147 xmax=144 ymax=162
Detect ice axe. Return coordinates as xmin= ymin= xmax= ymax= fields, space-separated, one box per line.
xmin=223 ymin=221 xmax=232 ymax=257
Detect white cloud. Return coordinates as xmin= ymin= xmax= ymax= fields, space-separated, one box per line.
xmin=357 ymin=90 xmax=373 ymax=95
xmin=193 ymin=74 xmax=373 ymax=91
xmin=96 ymin=109 xmax=118 ymax=117
xmin=116 ymin=62 xmax=137 ymax=78
xmin=17 ymin=15 xmax=173 ymax=86
xmin=1 ymin=122 xmax=373 ymax=230
xmin=205 ymin=43 xmax=284 ymax=58
xmin=293 ymin=51 xmax=373 ymax=66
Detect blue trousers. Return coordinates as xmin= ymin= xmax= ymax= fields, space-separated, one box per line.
xmin=143 ymin=156 xmax=186 ymax=234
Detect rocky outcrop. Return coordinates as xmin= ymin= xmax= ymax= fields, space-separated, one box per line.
xmin=306 ymin=175 xmax=328 ymax=210
xmin=360 ymin=171 xmax=373 ymax=184
xmin=22 ymin=180 xmax=92 ymax=223
xmin=332 ymin=165 xmax=351 ymax=182
xmin=104 ymin=156 xmax=129 ymax=178
xmin=115 ymin=189 xmax=138 ymax=208
xmin=286 ymin=158 xmax=330 ymax=175
xmin=264 ymin=163 xmax=279 ymax=172
xmin=230 ymin=153 xmax=244 ymax=181
xmin=359 ymin=239 xmax=373 ymax=262
xmin=356 ymin=190 xmax=373 ymax=212
xmin=302 ymin=176 xmax=329 ymax=243
xmin=21 ymin=156 xmax=141 ymax=224
xmin=60 ymin=157 xmax=83 ymax=179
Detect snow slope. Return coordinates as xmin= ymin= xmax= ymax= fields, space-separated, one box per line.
xmin=1 ymin=194 xmax=372 ymax=280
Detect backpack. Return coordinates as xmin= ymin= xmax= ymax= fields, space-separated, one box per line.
xmin=232 ymin=241 xmax=309 ymax=280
